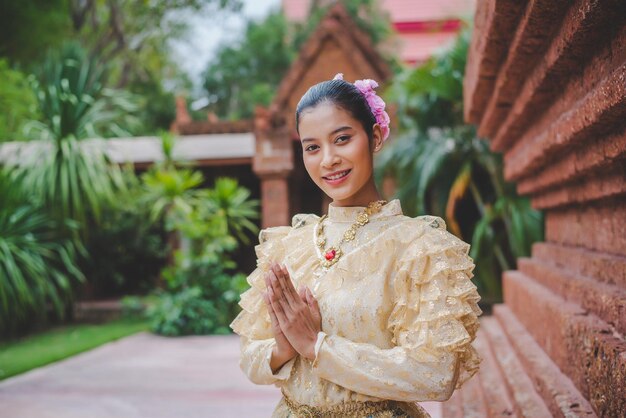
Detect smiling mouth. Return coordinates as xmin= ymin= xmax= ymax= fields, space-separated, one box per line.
xmin=323 ymin=169 xmax=351 ymax=180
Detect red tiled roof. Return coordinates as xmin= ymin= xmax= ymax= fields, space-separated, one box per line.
xmin=270 ymin=3 xmax=392 ymax=117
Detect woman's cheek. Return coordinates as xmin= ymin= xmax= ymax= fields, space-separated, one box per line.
xmin=304 ymin=156 xmax=323 ymax=187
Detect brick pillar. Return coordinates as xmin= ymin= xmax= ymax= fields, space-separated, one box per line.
xmin=260 ymin=174 xmax=290 ymax=228
xmin=253 ymin=107 xmax=294 ymax=228
xmin=447 ymin=1 xmax=626 ymax=417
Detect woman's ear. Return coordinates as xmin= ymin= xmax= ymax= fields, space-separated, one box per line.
xmin=371 ymin=124 xmax=384 ymax=153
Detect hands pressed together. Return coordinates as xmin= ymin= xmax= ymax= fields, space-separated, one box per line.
xmin=262 ymin=262 xmax=322 ymax=371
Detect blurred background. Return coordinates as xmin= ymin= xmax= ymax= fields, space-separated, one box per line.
xmin=0 ymin=0 xmax=549 ymax=416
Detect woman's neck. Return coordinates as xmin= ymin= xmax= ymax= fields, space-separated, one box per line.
xmin=331 ymin=179 xmax=382 ymax=207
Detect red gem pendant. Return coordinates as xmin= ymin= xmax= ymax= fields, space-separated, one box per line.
xmin=325 ymin=249 xmax=336 ymax=260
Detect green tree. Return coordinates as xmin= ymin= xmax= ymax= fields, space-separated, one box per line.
xmin=0 ymin=0 xmax=71 ymax=65
xmin=0 ymin=59 xmax=40 ymax=142
xmin=293 ymin=0 xmax=394 ymax=49
xmin=9 ymin=42 xmax=137 ymax=232
xmin=0 ymin=0 xmax=242 ymax=135
xmin=202 ymin=0 xmax=395 ymax=120
xmin=203 ymin=11 xmax=295 ymax=119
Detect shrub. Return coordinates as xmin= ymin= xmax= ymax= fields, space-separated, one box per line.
xmin=0 ymin=169 xmax=83 ymax=336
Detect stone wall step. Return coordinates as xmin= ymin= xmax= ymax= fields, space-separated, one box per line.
xmin=494 ymin=305 xmax=597 ymax=417
xmin=503 ymin=270 xmax=626 ymax=416
xmin=442 ymin=316 xmax=550 ymax=418
xmin=518 ymin=258 xmax=626 ymax=335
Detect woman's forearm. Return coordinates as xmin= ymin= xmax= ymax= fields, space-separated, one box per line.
xmin=270 ymin=345 xmax=295 ymax=374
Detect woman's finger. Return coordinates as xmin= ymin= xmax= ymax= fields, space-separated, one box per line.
xmin=279 ymin=264 xmax=300 ymax=302
xmin=270 ymin=265 xmax=295 ymax=314
xmin=272 ymin=263 xmax=298 ymax=309
xmin=306 ymin=287 xmax=322 ymax=325
xmin=298 ymin=285 xmax=307 ymax=302
xmin=264 ymin=292 xmax=281 ymax=331
xmin=270 ymin=290 xmax=289 ymax=328
xmin=265 ymin=272 xmax=281 ymax=303
xmin=268 ymin=270 xmax=282 ymax=300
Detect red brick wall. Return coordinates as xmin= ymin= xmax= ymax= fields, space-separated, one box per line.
xmin=448 ymin=0 xmax=626 ymax=416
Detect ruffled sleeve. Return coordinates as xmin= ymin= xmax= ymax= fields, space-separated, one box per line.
xmin=310 ymin=216 xmax=482 ymax=401
xmin=389 ymin=216 xmax=482 ymax=390
xmin=229 ymin=225 xmax=295 ymax=385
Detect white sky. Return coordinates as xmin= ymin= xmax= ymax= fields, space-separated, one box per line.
xmin=171 ymin=0 xmax=281 ymax=91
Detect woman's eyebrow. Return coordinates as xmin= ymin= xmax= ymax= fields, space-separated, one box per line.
xmin=301 ymin=126 xmax=353 ymax=143
xmin=328 ymin=125 xmax=352 ymax=136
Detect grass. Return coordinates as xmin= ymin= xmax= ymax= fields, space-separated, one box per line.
xmin=0 ymin=318 xmax=149 ymax=381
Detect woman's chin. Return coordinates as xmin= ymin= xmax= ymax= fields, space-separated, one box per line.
xmin=324 ymin=189 xmax=355 ymax=203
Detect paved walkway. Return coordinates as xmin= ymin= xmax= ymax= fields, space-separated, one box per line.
xmin=0 ymin=333 xmax=442 ymax=417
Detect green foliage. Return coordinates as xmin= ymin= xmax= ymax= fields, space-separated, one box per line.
xmin=144 ymin=136 xmax=259 ymax=335
xmin=202 ymin=1 xmax=395 ymax=119
xmin=27 ymin=42 xmax=142 ymax=141
xmin=7 ymin=43 xmax=140 ymax=230
xmin=130 ymin=80 xmax=176 ymax=134
xmin=293 ymin=0 xmax=394 ymax=49
xmin=203 ymin=11 xmax=295 ymax=119
xmin=0 ymin=1 xmax=241 ymax=136
xmin=387 ymin=29 xmax=468 ymax=131
xmin=66 ymin=0 xmax=241 ymax=132
xmin=0 ymin=0 xmax=71 ymax=65
xmin=198 ymin=178 xmax=260 ymax=245
xmin=376 ymin=28 xmax=543 ymax=303
xmin=0 ymin=169 xmax=84 ymax=337
xmin=80 ymin=183 xmax=168 ymax=297
xmin=0 ymin=59 xmax=40 ymax=142
xmin=147 ymin=273 xmax=247 ymax=336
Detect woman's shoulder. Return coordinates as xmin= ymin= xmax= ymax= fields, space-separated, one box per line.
xmin=398 ymin=214 xmax=447 ymax=231
xmin=291 ymin=213 xmax=321 ymax=229
xmin=257 ymin=212 xmax=320 ymax=244
xmin=390 ymin=214 xmax=470 ymax=255
xmin=388 ymin=214 xmax=448 ymax=239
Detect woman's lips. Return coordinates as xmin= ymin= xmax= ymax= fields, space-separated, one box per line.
xmin=323 ymin=169 xmax=351 ymax=185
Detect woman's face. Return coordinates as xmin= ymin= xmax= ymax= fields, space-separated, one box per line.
xmin=298 ymin=102 xmax=382 ymax=205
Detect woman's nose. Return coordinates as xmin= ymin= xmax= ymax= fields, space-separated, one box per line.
xmin=321 ymin=148 xmax=340 ymax=168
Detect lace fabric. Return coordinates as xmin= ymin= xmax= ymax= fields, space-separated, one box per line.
xmin=230 ymin=199 xmax=482 ymax=417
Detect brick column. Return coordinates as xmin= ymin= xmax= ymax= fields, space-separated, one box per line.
xmin=253 ymin=107 xmax=294 ymax=228
xmin=259 ymin=174 xmax=290 ymax=228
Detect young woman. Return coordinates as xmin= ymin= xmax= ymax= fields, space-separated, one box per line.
xmin=230 ymin=74 xmax=482 ymax=417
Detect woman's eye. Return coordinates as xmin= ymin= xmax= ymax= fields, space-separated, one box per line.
xmin=305 ymin=144 xmax=319 ymax=152
xmin=336 ymin=135 xmax=350 ymax=143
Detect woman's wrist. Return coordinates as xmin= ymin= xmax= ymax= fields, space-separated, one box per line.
xmin=270 ymin=345 xmax=295 ymax=374
xmin=301 ymin=334 xmax=319 ymax=360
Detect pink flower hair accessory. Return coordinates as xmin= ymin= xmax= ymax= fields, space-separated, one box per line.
xmin=333 ymin=73 xmax=390 ymax=142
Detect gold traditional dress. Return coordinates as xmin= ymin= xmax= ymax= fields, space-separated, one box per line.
xmin=230 ymin=199 xmax=482 ymax=417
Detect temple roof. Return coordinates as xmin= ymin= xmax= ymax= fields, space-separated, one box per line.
xmin=268 ymin=3 xmax=392 ymax=130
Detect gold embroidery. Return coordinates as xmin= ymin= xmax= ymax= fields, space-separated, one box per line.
xmin=281 ymin=389 xmax=394 ymax=417
xmin=315 ymin=200 xmax=387 ymax=268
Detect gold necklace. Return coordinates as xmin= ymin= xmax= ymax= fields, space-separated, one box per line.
xmin=315 ymin=200 xmax=387 ymax=268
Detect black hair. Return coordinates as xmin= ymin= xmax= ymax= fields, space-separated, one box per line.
xmin=295 ymin=79 xmax=376 ymax=147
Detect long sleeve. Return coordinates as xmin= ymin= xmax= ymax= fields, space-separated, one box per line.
xmin=239 ymin=336 xmax=296 ymax=385
xmin=230 ymin=225 xmax=294 ymax=386
xmin=311 ymin=219 xmax=482 ymax=402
